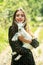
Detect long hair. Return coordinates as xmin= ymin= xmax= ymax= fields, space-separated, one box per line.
xmin=12 ymin=8 xmax=27 ymax=33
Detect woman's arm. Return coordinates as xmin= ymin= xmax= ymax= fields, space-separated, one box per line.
xmin=18 ymin=35 xmax=32 ymax=43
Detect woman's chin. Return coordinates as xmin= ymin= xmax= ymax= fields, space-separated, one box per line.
xmin=18 ymin=21 xmax=24 ymax=23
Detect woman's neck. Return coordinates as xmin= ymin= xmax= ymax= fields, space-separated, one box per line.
xmin=14 ymin=21 xmax=26 ymax=27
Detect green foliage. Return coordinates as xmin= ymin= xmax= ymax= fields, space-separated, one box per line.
xmin=29 ymin=21 xmax=41 ymax=32
xmin=0 ymin=0 xmax=3 ymax=2
xmin=38 ymin=28 xmax=43 ymax=43
xmin=0 ymin=26 xmax=8 ymax=53
xmin=0 ymin=0 xmax=43 ymax=53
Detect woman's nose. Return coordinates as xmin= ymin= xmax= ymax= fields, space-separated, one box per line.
xmin=19 ymin=15 xmax=22 ymax=18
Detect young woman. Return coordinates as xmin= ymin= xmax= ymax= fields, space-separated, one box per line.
xmin=8 ymin=8 xmax=35 ymax=65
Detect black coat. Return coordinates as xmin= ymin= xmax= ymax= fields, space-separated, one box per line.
xmin=8 ymin=26 xmax=35 ymax=65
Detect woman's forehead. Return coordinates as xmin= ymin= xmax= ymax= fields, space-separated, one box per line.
xmin=16 ymin=10 xmax=24 ymax=14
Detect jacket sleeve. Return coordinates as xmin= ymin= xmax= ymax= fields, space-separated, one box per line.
xmin=8 ymin=26 xmax=30 ymax=55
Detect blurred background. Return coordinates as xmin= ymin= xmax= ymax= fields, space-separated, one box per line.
xmin=0 ymin=0 xmax=43 ymax=65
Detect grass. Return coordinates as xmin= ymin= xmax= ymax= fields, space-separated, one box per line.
xmin=38 ymin=28 xmax=43 ymax=43
xmin=0 ymin=26 xmax=9 ymax=53
xmin=29 ymin=21 xmax=41 ymax=33
xmin=29 ymin=21 xmax=43 ymax=43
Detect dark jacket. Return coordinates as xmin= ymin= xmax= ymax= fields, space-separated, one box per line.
xmin=8 ymin=26 xmax=31 ymax=55
xmin=8 ymin=26 xmax=35 ymax=65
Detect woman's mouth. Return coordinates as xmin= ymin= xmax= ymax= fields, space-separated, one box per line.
xmin=18 ymin=19 xmax=23 ymax=21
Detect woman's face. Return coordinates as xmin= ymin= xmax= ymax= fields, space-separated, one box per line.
xmin=15 ymin=10 xmax=25 ymax=23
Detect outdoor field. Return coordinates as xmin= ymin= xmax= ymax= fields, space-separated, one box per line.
xmin=0 ymin=0 xmax=43 ymax=65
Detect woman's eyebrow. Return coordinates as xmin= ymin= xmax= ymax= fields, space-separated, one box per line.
xmin=16 ymin=14 xmax=24 ymax=16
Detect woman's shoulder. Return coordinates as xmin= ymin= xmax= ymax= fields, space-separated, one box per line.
xmin=8 ymin=26 xmax=13 ymax=35
xmin=8 ymin=26 xmax=14 ymax=39
xmin=9 ymin=26 xmax=14 ymax=33
xmin=9 ymin=25 xmax=17 ymax=36
xmin=9 ymin=26 xmax=12 ymax=30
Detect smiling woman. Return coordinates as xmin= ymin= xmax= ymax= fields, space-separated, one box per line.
xmin=8 ymin=8 xmax=35 ymax=65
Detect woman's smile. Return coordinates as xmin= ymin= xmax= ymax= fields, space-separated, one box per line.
xmin=17 ymin=18 xmax=23 ymax=22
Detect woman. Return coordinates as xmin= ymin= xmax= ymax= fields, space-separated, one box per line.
xmin=8 ymin=8 xmax=35 ymax=65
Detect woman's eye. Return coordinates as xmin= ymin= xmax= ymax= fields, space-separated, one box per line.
xmin=16 ymin=14 xmax=24 ymax=17
xmin=21 ymin=15 xmax=24 ymax=17
xmin=16 ymin=14 xmax=19 ymax=17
